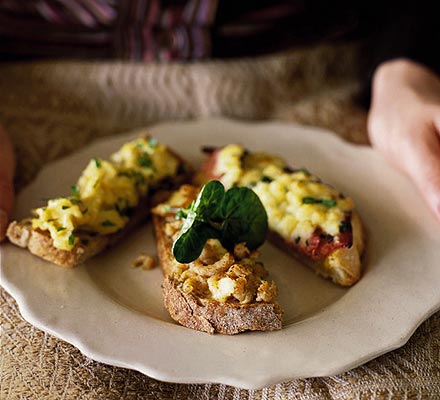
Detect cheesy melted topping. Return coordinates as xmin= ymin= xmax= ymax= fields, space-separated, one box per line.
xmin=32 ymin=137 xmax=180 ymax=251
xmin=214 ymin=144 xmax=354 ymax=244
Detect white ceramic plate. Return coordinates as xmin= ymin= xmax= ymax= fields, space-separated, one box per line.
xmin=1 ymin=118 xmax=440 ymax=389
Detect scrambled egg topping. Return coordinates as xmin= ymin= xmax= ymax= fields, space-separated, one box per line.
xmin=214 ymin=144 xmax=354 ymax=244
xmin=153 ymin=185 xmax=278 ymax=305
xmin=32 ymin=137 xmax=180 ymax=251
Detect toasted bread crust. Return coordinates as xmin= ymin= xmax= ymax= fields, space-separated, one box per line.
xmin=162 ymin=276 xmax=283 ymax=334
xmin=6 ymin=201 xmax=151 ymax=268
xmin=152 ymin=212 xmax=283 ymax=334
xmin=7 ymin=221 xmax=102 ymax=268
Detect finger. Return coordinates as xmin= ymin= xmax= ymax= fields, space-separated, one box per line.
xmin=404 ymin=123 xmax=440 ymax=223
xmin=0 ymin=125 xmax=15 ymax=241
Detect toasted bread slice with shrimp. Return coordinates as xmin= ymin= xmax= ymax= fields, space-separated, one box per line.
xmin=152 ymin=184 xmax=283 ymax=334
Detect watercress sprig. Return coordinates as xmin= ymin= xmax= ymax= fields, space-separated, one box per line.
xmin=172 ymin=180 xmax=268 ymax=264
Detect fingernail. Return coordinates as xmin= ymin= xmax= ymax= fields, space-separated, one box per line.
xmin=0 ymin=209 xmax=8 ymax=241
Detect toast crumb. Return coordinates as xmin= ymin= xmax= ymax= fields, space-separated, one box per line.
xmin=131 ymin=253 xmax=156 ymax=270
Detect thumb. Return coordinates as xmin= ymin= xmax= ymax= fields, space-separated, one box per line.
xmin=405 ymin=121 xmax=440 ymax=223
xmin=0 ymin=126 xmax=15 ymax=241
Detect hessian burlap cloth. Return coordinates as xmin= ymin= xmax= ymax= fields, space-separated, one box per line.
xmin=0 ymin=42 xmax=439 ymax=399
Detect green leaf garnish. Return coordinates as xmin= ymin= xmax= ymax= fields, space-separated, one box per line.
xmin=148 ymin=137 xmax=157 ymax=148
xmin=321 ymin=199 xmax=337 ymax=207
xmin=70 ymin=185 xmax=80 ymax=199
xmin=115 ymin=198 xmax=134 ymax=217
xmin=62 ymin=205 xmax=70 ymax=210
xmin=261 ymin=175 xmax=273 ymax=183
xmin=93 ymin=158 xmax=102 ymax=168
xmin=57 ymin=227 xmax=66 ymax=232
xmin=137 ymin=153 xmax=152 ymax=168
xmin=297 ymin=167 xmax=310 ymax=176
xmin=302 ymin=197 xmax=336 ymax=207
xmin=68 ymin=234 xmax=75 ymax=246
xmin=118 ymin=170 xmax=147 ymax=187
xmin=176 ymin=209 xmax=187 ymax=220
xmin=172 ymin=181 xmax=268 ymax=264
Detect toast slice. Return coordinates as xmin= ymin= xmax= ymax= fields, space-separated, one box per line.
xmin=7 ymin=136 xmax=192 ymax=268
xmin=152 ymin=184 xmax=283 ymax=334
xmin=196 ymin=144 xmax=365 ymax=286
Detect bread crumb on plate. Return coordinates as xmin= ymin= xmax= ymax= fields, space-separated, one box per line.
xmin=131 ymin=253 xmax=156 ymax=270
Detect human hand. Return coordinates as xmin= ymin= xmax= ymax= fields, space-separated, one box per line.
xmin=0 ymin=125 xmax=15 ymax=241
xmin=368 ymin=59 xmax=440 ymax=223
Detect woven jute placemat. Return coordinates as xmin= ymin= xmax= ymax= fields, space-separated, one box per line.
xmin=1 ymin=43 xmax=439 ymax=399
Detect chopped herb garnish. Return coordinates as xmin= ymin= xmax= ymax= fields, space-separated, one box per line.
xmin=133 ymin=172 xmax=147 ymax=186
xmin=62 ymin=205 xmax=70 ymax=210
xmin=137 ymin=152 xmax=152 ymax=168
xmin=93 ymin=179 xmax=100 ymax=188
xmin=102 ymin=220 xmax=116 ymax=227
xmin=298 ymin=167 xmax=310 ymax=176
xmin=68 ymin=234 xmax=75 ymax=246
xmin=70 ymin=185 xmax=80 ymax=199
xmin=261 ymin=175 xmax=273 ymax=183
xmin=118 ymin=170 xmax=148 ymax=187
xmin=47 ymin=218 xmax=57 ymax=222
xmin=176 ymin=209 xmax=187 ymax=220
xmin=148 ymin=137 xmax=157 ymax=148
xmin=321 ymin=199 xmax=337 ymax=207
xmin=115 ymin=199 xmax=134 ymax=217
xmin=57 ymin=227 xmax=66 ymax=232
xmin=302 ymin=197 xmax=336 ymax=207
xmin=94 ymin=158 xmax=102 ymax=168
